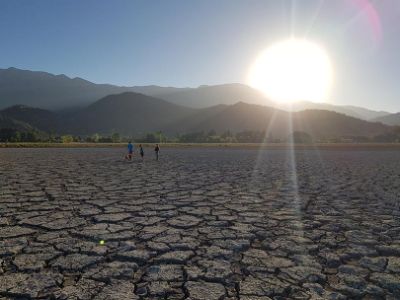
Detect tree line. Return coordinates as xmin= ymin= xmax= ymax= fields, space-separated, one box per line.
xmin=1 ymin=127 xmax=400 ymax=143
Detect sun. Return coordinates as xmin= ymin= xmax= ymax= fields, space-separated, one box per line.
xmin=248 ymin=39 xmax=333 ymax=103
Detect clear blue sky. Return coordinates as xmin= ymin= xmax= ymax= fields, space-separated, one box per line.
xmin=1 ymin=0 xmax=399 ymax=112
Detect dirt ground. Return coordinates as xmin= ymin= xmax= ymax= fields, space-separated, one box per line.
xmin=0 ymin=148 xmax=399 ymax=299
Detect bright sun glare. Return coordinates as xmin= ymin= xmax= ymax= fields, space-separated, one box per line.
xmin=248 ymin=39 xmax=333 ymax=103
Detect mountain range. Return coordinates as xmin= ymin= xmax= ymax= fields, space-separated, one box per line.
xmin=0 ymin=67 xmax=397 ymax=124
xmin=0 ymin=67 xmax=398 ymax=139
xmin=373 ymin=113 xmax=400 ymax=126
xmin=0 ymin=92 xmax=395 ymax=140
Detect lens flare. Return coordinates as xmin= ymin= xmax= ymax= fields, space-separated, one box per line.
xmin=349 ymin=0 xmax=382 ymax=44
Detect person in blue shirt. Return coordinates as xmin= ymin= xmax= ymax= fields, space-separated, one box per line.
xmin=125 ymin=141 xmax=134 ymax=160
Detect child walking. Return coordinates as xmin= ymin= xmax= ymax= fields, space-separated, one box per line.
xmin=139 ymin=144 xmax=144 ymax=159
xmin=154 ymin=144 xmax=160 ymax=161
xmin=125 ymin=141 xmax=134 ymax=160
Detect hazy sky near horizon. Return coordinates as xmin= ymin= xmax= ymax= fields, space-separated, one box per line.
xmin=1 ymin=0 xmax=399 ymax=112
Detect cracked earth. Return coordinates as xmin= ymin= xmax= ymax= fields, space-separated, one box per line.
xmin=0 ymin=148 xmax=399 ymax=299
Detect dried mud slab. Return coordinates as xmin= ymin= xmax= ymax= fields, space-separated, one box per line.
xmin=0 ymin=147 xmax=399 ymax=299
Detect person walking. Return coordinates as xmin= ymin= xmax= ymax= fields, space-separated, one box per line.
xmin=154 ymin=143 xmax=160 ymax=161
xmin=139 ymin=144 xmax=144 ymax=160
xmin=125 ymin=141 xmax=134 ymax=160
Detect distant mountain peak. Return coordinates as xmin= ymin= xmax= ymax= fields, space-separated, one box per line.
xmin=373 ymin=112 xmax=400 ymax=126
xmin=7 ymin=104 xmax=30 ymax=109
xmin=0 ymin=67 xmax=142 ymax=110
xmin=0 ymin=67 xmax=393 ymax=121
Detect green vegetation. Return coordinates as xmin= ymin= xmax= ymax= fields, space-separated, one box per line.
xmin=292 ymin=131 xmax=313 ymax=144
xmin=61 ymin=135 xmax=74 ymax=143
xmin=1 ymin=127 xmax=400 ymax=145
xmin=135 ymin=130 xmax=281 ymax=143
xmin=0 ymin=128 xmax=41 ymax=142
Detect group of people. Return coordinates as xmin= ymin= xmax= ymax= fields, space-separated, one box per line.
xmin=125 ymin=142 xmax=160 ymax=161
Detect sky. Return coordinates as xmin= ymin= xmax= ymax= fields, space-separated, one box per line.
xmin=0 ymin=0 xmax=399 ymax=112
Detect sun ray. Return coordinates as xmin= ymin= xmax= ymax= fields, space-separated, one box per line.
xmin=248 ymin=107 xmax=280 ymax=193
xmin=303 ymin=0 xmax=326 ymax=39
xmin=287 ymin=110 xmax=300 ymax=211
xmin=290 ymin=0 xmax=297 ymax=38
